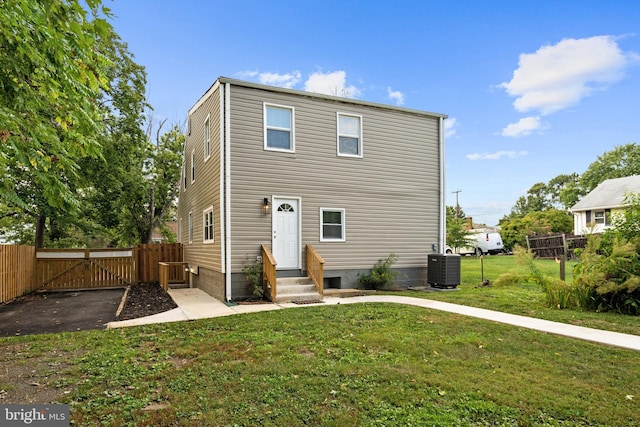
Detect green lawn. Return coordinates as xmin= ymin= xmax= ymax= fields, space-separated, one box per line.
xmin=396 ymin=255 xmax=640 ymax=336
xmin=1 ymin=255 xmax=639 ymax=426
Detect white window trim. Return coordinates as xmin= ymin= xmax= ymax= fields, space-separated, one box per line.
xmin=203 ymin=206 xmax=214 ymax=243
xmin=178 ymin=217 xmax=182 ymax=243
xmin=204 ymin=114 xmax=211 ymax=162
xmin=264 ymin=102 xmax=295 ymax=153
xmin=190 ymin=149 xmax=196 ymax=183
xmin=182 ymin=162 xmax=187 ymax=191
xmin=337 ymin=112 xmax=363 ymax=158
xmin=188 ymin=211 xmax=193 ymax=244
xmin=320 ymin=207 xmax=346 ymax=242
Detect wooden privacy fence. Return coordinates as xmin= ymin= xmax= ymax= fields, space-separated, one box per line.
xmin=0 ymin=243 xmax=183 ymax=300
xmin=0 ymin=245 xmax=36 ymax=304
xmin=137 ymin=243 xmax=183 ymax=283
xmin=526 ymin=233 xmax=587 ymax=260
xmin=36 ymin=248 xmax=137 ymax=291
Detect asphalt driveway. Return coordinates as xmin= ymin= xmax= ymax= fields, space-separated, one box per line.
xmin=0 ymin=289 xmax=125 ymax=337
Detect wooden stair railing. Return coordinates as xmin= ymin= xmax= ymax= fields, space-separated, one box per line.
xmin=306 ymin=244 xmax=325 ymax=297
xmin=159 ymin=262 xmax=189 ymax=291
xmin=261 ymin=244 xmax=277 ymax=301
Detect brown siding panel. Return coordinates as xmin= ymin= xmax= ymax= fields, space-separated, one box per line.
xmin=228 ymin=84 xmax=442 ymax=274
xmin=179 ymin=84 xmax=224 ymax=274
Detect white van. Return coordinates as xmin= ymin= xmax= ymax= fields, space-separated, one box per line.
xmin=445 ymin=231 xmax=504 ymax=256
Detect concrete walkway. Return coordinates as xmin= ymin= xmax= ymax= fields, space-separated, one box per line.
xmin=107 ymin=288 xmax=640 ymax=352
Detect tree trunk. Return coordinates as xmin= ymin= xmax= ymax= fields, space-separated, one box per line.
xmin=35 ymin=213 xmax=46 ymax=248
xmin=145 ymin=187 xmax=155 ymax=244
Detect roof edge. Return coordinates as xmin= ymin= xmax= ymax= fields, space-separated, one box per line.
xmin=188 ymin=76 xmax=447 ymax=119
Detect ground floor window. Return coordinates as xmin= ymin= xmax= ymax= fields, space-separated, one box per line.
xmin=320 ymin=208 xmax=345 ymax=242
xmin=593 ymin=209 xmax=611 ymax=225
xmin=203 ymin=207 xmax=214 ymax=243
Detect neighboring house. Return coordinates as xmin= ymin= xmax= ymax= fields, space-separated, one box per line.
xmin=570 ymin=175 xmax=640 ymax=235
xmin=150 ymin=222 xmax=178 ymax=243
xmin=176 ymin=77 xmax=447 ymax=302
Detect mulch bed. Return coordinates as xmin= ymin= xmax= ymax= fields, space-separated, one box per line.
xmin=115 ymin=283 xmax=178 ymax=321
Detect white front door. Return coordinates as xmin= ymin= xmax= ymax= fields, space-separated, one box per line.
xmin=272 ymin=197 xmax=300 ymax=269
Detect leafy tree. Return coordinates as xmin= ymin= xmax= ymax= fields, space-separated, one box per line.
xmin=579 ymin=143 xmax=640 ymax=194
xmin=446 ymin=205 xmax=466 ymax=222
xmin=143 ymin=125 xmax=184 ymax=243
xmin=445 ymin=205 xmax=474 ymax=252
xmin=548 ymin=173 xmax=580 ymax=209
xmin=0 ymin=1 xmax=183 ymax=248
xmin=0 ymin=0 xmax=111 ymax=212
xmin=509 ymin=175 xmax=581 ymax=216
xmin=510 ymin=182 xmax=552 ymax=216
xmin=499 ymin=209 xmax=573 ymax=251
xmin=446 ymin=219 xmax=475 ymax=252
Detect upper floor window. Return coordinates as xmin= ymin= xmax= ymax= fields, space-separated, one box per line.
xmin=203 ymin=207 xmax=214 ymax=243
xmin=337 ymin=113 xmax=362 ymax=157
xmin=264 ymin=103 xmax=294 ymax=152
xmin=191 ymin=149 xmax=196 ymax=183
xmin=188 ymin=212 xmax=193 ymax=244
xmin=320 ymin=208 xmax=346 ymax=242
xmin=204 ymin=115 xmax=211 ymax=161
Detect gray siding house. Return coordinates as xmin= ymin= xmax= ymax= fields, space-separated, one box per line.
xmin=177 ymin=77 xmax=447 ymax=302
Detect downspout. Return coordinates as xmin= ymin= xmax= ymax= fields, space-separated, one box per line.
xmin=218 ymin=82 xmax=226 ymax=289
xmin=439 ymin=117 xmax=446 ymax=254
xmin=224 ymin=82 xmax=232 ymax=301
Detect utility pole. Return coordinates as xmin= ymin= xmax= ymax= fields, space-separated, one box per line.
xmin=452 ymin=189 xmax=462 ymax=221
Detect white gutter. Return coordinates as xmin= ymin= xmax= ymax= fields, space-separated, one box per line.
xmin=224 ymin=82 xmax=232 ymax=301
xmin=439 ymin=117 xmax=446 ymax=254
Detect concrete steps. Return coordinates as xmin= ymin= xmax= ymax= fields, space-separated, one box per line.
xmin=274 ymin=277 xmax=322 ymax=303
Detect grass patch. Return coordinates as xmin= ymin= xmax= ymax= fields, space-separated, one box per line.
xmin=1 ymin=302 xmax=640 ymax=426
xmin=1 ymin=255 xmax=640 ymax=425
xmin=398 ymin=255 xmax=640 ymax=336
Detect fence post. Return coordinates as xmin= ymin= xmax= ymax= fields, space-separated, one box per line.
xmin=132 ymin=245 xmax=139 ymax=285
xmin=84 ymin=248 xmax=91 ymax=287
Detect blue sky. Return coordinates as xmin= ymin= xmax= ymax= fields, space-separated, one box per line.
xmin=108 ymin=0 xmax=640 ymax=226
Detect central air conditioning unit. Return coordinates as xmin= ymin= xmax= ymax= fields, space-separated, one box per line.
xmin=427 ymin=254 xmax=461 ymax=288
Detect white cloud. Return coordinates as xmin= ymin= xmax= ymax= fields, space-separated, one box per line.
xmin=235 ymin=70 xmax=259 ymax=79
xmin=466 ymin=150 xmax=528 ymax=160
xmin=500 ymin=35 xmax=637 ymax=115
xmin=258 ymin=71 xmax=301 ymax=89
xmin=304 ymin=70 xmax=362 ymax=98
xmin=387 ymin=86 xmax=405 ymax=105
xmin=444 ymin=117 xmax=457 ymax=138
xmin=501 ymin=116 xmax=545 ymax=137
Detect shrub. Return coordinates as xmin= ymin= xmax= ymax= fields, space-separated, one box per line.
xmin=492 ymin=271 xmax=528 ymax=287
xmin=358 ymin=253 xmax=399 ymax=290
xmin=573 ymin=235 xmax=640 ymax=315
xmin=513 ymin=246 xmax=578 ymax=309
xmin=242 ymin=256 xmax=264 ymax=298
